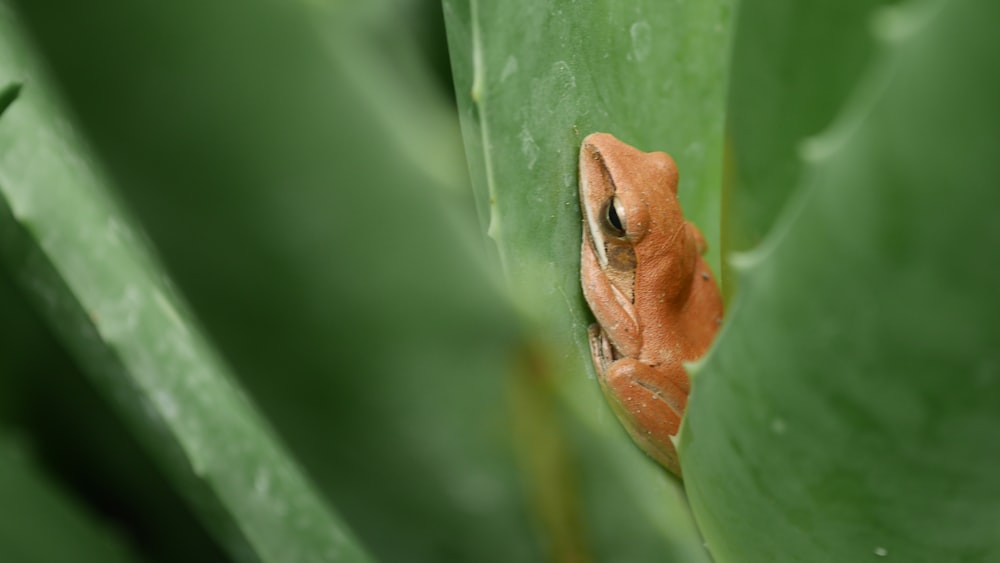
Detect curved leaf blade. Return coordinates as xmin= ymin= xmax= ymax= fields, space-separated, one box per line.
xmin=683 ymin=1 xmax=1000 ymax=560
xmin=444 ymin=0 xmax=733 ymax=560
xmin=0 ymin=8 xmax=373 ymax=563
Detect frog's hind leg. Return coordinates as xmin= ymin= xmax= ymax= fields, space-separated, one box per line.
xmin=601 ymin=359 xmax=687 ymax=476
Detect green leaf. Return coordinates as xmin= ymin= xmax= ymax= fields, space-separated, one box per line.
xmin=0 ymin=435 xmax=140 ymax=563
xmin=0 ymin=7 xmax=372 ymax=563
xmin=0 ymin=266 xmax=231 ymax=562
xmin=444 ymin=0 xmax=732 ymax=559
xmin=3 ymin=0 xmax=547 ymax=560
xmin=683 ymin=0 xmax=1000 ymax=560
xmin=721 ymin=0 xmax=897 ymax=256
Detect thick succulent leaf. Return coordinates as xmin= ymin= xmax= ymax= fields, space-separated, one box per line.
xmin=720 ymin=0 xmax=900 ymax=298
xmin=722 ymin=0 xmax=899 ymax=256
xmin=443 ymin=1 xmax=732 ymax=560
xmin=0 ymin=265 xmax=231 ymax=561
xmin=682 ymin=0 xmax=1000 ymax=560
xmin=0 ymin=8 xmax=372 ymax=563
xmin=3 ymin=0 xmax=545 ymax=560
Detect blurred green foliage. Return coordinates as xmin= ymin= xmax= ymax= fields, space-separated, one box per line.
xmin=0 ymin=432 xmax=139 ymax=563
xmin=1 ymin=0 xmax=998 ymax=562
xmin=685 ymin=0 xmax=1000 ymax=561
xmin=1 ymin=0 xmax=533 ymax=561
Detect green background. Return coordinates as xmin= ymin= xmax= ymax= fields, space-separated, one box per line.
xmin=2 ymin=0 xmax=998 ymax=561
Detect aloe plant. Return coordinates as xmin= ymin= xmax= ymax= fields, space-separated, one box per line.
xmin=685 ymin=1 xmax=1000 ymax=560
xmin=444 ymin=0 xmax=1000 ymax=561
xmin=1 ymin=0 xmax=997 ymax=561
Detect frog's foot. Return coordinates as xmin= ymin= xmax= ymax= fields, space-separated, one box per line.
xmin=602 ymin=359 xmax=687 ymax=476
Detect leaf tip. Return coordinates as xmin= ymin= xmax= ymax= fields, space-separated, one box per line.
xmin=870 ymin=0 xmax=944 ymax=44
xmin=727 ymin=248 xmax=762 ymax=273
xmin=684 ymin=357 xmax=706 ymax=380
xmin=0 ymin=81 xmax=23 ymax=118
xmin=797 ymin=134 xmax=841 ymax=164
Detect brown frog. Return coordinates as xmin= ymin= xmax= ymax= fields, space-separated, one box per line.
xmin=579 ymin=132 xmax=723 ymax=476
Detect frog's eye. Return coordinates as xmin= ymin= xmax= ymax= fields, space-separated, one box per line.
xmin=603 ymin=196 xmax=627 ymax=237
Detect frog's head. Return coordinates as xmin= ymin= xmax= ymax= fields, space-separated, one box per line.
xmin=579 ymin=133 xmax=697 ymax=308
